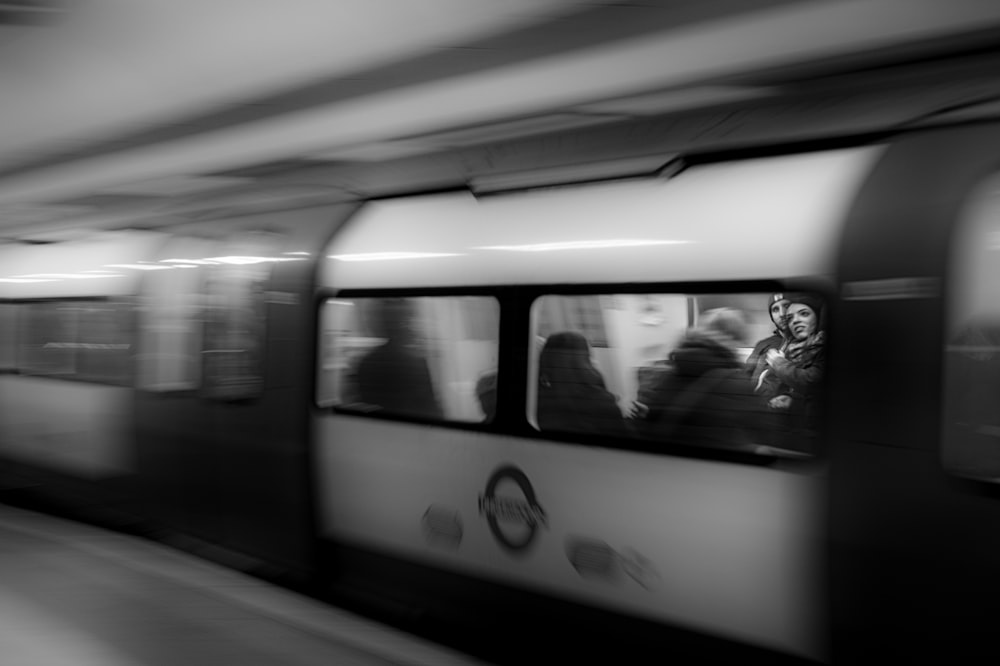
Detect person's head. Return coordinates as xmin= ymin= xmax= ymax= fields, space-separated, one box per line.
xmin=697 ymin=307 xmax=749 ymax=349
xmin=475 ymin=371 xmax=498 ymax=420
xmin=768 ymin=293 xmax=790 ymax=335
xmin=785 ymin=293 xmax=822 ymax=341
xmin=538 ymin=331 xmax=601 ymax=388
xmin=370 ymin=298 xmax=419 ymax=342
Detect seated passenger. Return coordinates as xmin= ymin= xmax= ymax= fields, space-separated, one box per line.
xmin=351 ymin=298 xmax=444 ymax=419
xmin=475 ymin=370 xmax=497 ymax=422
xmin=764 ymin=293 xmax=825 ymax=435
xmin=638 ymin=308 xmax=764 ymax=450
xmin=536 ymin=331 xmax=629 ymax=437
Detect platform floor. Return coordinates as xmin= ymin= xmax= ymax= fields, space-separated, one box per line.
xmin=0 ymin=504 xmax=491 ymax=666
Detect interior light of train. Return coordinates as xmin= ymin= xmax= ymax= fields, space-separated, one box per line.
xmin=328 ymin=252 xmax=463 ymax=262
xmin=12 ymin=273 xmax=125 ymax=279
xmin=204 ymin=255 xmax=308 ymax=265
xmin=283 ymin=251 xmax=311 ymax=256
xmin=104 ymin=264 xmax=176 ymax=271
xmin=160 ymin=258 xmax=219 ymax=265
xmin=475 ymin=239 xmax=690 ymax=252
xmin=0 ymin=278 xmax=56 ymax=283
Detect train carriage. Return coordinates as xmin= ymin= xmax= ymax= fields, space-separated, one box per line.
xmin=2 ymin=61 xmax=1000 ymax=665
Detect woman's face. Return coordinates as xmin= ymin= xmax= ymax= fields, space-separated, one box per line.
xmin=787 ymin=303 xmax=817 ymax=340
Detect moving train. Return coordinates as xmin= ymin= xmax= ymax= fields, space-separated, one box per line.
xmin=3 ymin=52 xmax=1000 ymax=665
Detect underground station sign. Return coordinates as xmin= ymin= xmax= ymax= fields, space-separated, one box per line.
xmin=478 ymin=465 xmax=547 ymax=553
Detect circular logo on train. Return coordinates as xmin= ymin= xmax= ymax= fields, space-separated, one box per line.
xmin=478 ymin=465 xmax=547 ymax=553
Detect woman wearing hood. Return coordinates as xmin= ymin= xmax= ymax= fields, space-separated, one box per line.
xmin=639 ymin=308 xmax=764 ymax=450
xmin=536 ymin=331 xmax=629 ymax=438
xmin=763 ymin=293 xmax=825 ymax=434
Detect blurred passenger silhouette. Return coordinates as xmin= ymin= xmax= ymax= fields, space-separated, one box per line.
xmin=475 ymin=370 xmax=497 ymax=422
xmin=536 ymin=331 xmax=628 ymax=437
xmin=352 ymin=298 xmax=443 ymax=419
xmin=637 ymin=308 xmax=763 ymax=450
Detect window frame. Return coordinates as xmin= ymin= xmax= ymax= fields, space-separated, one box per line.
xmin=314 ymin=287 xmax=507 ymax=428
xmin=314 ymin=279 xmax=830 ymax=467
xmin=10 ymin=296 xmax=136 ymax=387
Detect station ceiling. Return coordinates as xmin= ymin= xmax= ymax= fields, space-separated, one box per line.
xmin=1 ymin=0 xmax=1000 ymax=239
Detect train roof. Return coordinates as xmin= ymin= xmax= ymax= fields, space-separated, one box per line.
xmin=0 ymin=230 xmax=167 ymax=299
xmin=320 ymin=146 xmax=882 ymax=290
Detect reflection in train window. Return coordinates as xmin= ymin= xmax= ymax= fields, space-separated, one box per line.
xmin=135 ymin=236 xmax=212 ymax=392
xmin=199 ymin=231 xmax=282 ymax=401
xmin=0 ymin=303 xmax=17 ymax=372
xmin=530 ymin=292 xmax=823 ymax=456
xmin=17 ymin=300 xmax=133 ymax=385
xmin=943 ymin=172 xmax=1000 ymax=480
xmin=317 ymin=296 xmax=499 ymax=422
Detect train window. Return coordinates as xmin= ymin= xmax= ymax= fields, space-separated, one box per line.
xmin=943 ymin=172 xmax=1000 ymax=480
xmin=18 ymin=302 xmax=75 ymax=377
xmin=17 ymin=300 xmax=133 ymax=385
xmin=317 ymin=296 xmax=499 ymax=423
xmin=0 ymin=303 xmax=16 ymax=372
xmin=73 ymin=301 xmax=133 ymax=384
xmin=530 ymin=292 xmax=824 ymax=456
xmin=199 ymin=232 xmax=281 ymax=401
xmin=136 ymin=235 xmax=216 ymax=393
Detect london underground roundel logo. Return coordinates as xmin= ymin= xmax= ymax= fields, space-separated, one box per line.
xmin=478 ymin=465 xmax=547 ymax=553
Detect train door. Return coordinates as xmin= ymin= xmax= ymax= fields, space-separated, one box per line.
xmin=134 ymin=205 xmax=354 ymax=580
xmin=830 ymin=120 xmax=1000 ymax=664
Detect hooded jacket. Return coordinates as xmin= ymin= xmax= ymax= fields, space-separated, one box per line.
xmin=643 ymin=332 xmax=763 ymax=449
xmin=536 ymin=332 xmax=629 ymax=438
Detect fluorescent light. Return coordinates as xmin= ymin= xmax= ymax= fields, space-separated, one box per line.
xmin=205 ymin=255 xmax=308 ymax=265
xmin=160 ymin=258 xmax=219 ymax=265
xmin=476 ymin=239 xmax=690 ymax=252
xmin=104 ymin=264 xmax=176 ymax=271
xmin=328 ymin=252 xmax=462 ymax=262
xmin=12 ymin=273 xmax=126 ymax=279
xmin=573 ymin=85 xmax=776 ymax=116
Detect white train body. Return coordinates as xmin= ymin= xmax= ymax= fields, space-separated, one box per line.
xmin=313 ymin=147 xmax=882 ymax=659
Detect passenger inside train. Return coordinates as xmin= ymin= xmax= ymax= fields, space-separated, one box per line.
xmin=342 ymin=298 xmax=444 ymax=419
xmin=317 ymin=290 xmax=823 ymax=454
xmin=535 ymin=330 xmax=630 ymax=437
xmin=320 ymin=295 xmax=500 ymax=422
xmin=628 ymin=307 xmax=764 ymax=450
xmin=745 ymin=293 xmax=792 ymax=402
xmin=763 ymin=293 xmax=825 ymax=451
xmin=530 ymin=292 xmax=824 ymax=454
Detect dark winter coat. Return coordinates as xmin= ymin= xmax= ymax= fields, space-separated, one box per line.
xmin=767 ymin=331 xmax=825 ymax=434
xmin=643 ymin=333 xmax=763 ymax=450
xmin=353 ymin=341 xmax=444 ymax=419
xmin=536 ymin=331 xmax=629 ymax=438
xmin=745 ymin=331 xmax=788 ymax=401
